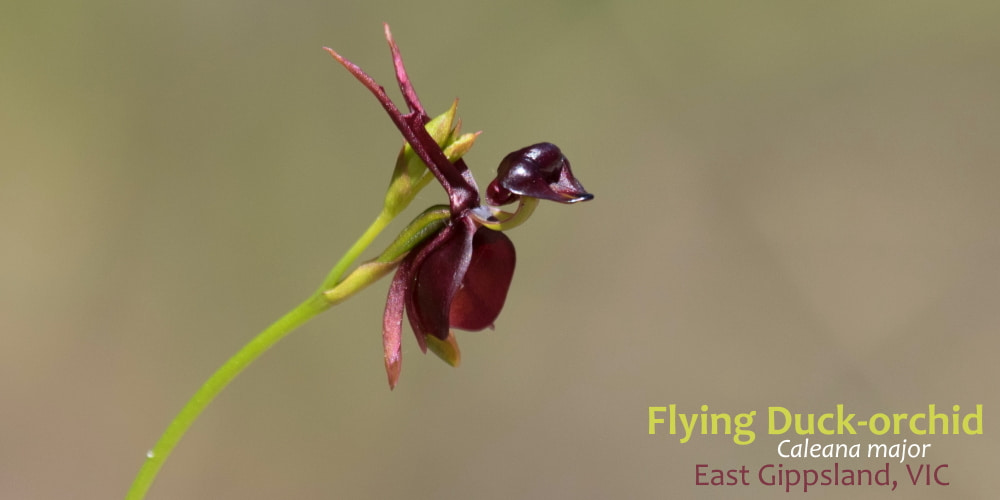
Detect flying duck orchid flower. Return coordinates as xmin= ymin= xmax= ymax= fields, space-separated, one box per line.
xmin=125 ymin=25 xmax=594 ymax=500
xmin=325 ymin=25 xmax=592 ymax=388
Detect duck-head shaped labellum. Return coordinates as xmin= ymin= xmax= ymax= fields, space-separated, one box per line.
xmin=486 ymin=142 xmax=594 ymax=206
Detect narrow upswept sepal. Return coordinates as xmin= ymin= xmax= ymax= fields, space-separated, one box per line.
xmin=385 ymin=104 xmax=463 ymax=215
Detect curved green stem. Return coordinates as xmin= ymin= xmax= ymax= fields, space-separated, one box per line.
xmin=125 ymin=292 xmax=330 ymax=500
xmin=125 ymin=101 xmax=475 ymax=499
xmin=126 ymin=211 xmax=399 ymax=499
xmin=125 ymin=203 xmax=451 ymax=500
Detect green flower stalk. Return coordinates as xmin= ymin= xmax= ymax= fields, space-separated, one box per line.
xmin=125 ymin=108 xmax=470 ymax=500
xmin=126 ymin=23 xmax=591 ymax=500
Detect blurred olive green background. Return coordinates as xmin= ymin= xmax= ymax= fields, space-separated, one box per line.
xmin=2 ymin=1 xmax=998 ymax=498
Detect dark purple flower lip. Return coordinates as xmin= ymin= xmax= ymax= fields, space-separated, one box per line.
xmin=487 ymin=143 xmax=593 ymax=206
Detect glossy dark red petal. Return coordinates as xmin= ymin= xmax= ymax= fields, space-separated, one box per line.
xmin=404 ymin=227 xmax=450 ymax=346
xmin=407 ymin=219 xmax=475 ymax=340
xmin=449 ymin=227 xmax=516 ymax=331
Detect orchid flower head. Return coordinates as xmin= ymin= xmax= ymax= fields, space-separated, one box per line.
xmin=327 ymin=24 xmax=592 ymax=388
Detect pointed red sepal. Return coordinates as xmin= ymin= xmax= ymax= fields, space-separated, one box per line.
xmin=383 ymin=23 xmax=425 ymax=118
xmin=325 ymin=28 xmax=479 ymax=214
xmin=382 ymin=258 xmax=411 ymax=389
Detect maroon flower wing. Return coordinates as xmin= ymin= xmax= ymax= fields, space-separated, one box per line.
xmin=449 ymin=227 xmax=516 ymax=331
xmin=406 ymin=218 xmax=475 ymax=341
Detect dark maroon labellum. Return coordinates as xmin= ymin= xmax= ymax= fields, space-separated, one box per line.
xmin=487 ymin=142 xmax=593 ymax=206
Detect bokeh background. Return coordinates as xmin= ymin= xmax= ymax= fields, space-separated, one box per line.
xmin=2 ymin=1 xmax=998 ymax=498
